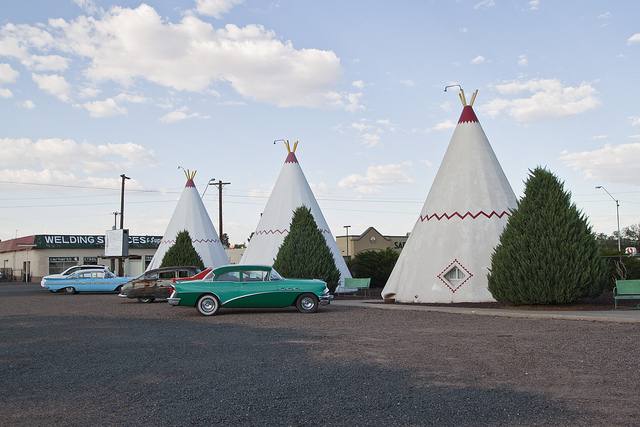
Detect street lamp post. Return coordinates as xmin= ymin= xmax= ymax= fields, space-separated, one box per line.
xmin=344 ymin=225 xmax=351 ymax=258
xmin=596 ymin=186 xmax=621 ymax=252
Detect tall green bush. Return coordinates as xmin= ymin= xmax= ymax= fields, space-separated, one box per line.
xmin=348 ymin=248 xmax=399 ymax=288
xmin=488 ymin=167 xmax=607 ymax=304
xmin=273 ymin=206 xmax=340 ymax=292
xmin=161 ymin=230 xmax=205 ymax=269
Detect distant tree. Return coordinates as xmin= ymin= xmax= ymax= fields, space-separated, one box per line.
xmin=273 ymin=206 xmax=340 ymax=292
xmin=220 ymin=233 xmax=230 ymax=248
xmin=348 ymin=249 xmax=399 ymax=288
xmin=488 ymin=167 xmax=607 ymax=304
xmin=623 ymin=224 xmax=640 ymax=247
xmin=161 ymin=230 xmax=204 ymax=269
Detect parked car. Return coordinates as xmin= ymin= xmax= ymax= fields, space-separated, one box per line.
xmin=168 ymin=264 xmax=333 ymax=316
xmin=42 ymin=269 xmax=131 ymax=294
xmin=40 ymin=264 xmax=110 ymax=287
xmin=119 ymin=266 xmax=203 ymax=303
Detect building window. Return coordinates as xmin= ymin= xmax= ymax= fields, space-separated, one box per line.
xmin=83 ymin=256 xmax=98 ymax=265
xmin=48 ymin=257 xmax=79 ymax=274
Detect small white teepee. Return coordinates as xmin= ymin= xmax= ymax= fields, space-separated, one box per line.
xmin=382 ymin=89 xmax=517 ymax=303
xmin=147 ymin=170 xmax=229 ymax=271
xmin=241 ymin=141 xmax=353 ymax=291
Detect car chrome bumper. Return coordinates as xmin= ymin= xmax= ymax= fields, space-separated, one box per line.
xmin=118 ymin=293 xmax=128 ymax=298
xmin=319 ymin=294 xmax=334 ymax=305
xmin=167 ymin=297 xmax=181 ymax=306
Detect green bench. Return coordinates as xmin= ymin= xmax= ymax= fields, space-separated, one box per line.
xmin=613 ymin=280 xmax=640 ymax=309
xmin=344 ymin=278 xmax=371 ymax=289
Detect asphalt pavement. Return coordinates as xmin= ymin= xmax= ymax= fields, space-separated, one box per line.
xmin=1 ymin=283 xmax=638 ymax=426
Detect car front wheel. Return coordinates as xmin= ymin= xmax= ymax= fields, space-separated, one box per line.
xmin=197 ymin=294 xmax=220 ymax=316
xmin=64 ymin=286 xmax=76 ymax=295
xmin=296 ymin=293 xmax=319 ymax=313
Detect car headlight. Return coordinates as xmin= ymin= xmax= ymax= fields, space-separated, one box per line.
xmin=323 ymin=287 xmax=330 ymax=295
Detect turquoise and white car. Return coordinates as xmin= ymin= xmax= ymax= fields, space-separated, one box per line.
xmin=42 ymin=269 xmax=132 ymax=294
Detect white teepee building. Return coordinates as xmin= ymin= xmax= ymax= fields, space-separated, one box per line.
xmin=382 ymin=89 xmax=517 ymax=303
xmin=241 ymin=141 xmax=353 ymax=292
xmin=147 ymin=170 xmax=229 ymax=271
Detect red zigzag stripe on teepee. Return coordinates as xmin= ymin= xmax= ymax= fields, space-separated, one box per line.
xmin=160 ymin=238 xmax=220 ymax=244
xmin=254 ymin=228 xmax=331 ymax=236
xmin=419 ymin=210 xmax=511 ymax=222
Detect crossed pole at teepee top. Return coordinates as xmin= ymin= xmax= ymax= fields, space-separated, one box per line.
xmin=273 ymin=139 xmax=299 ymax=152
xmin=444 ymin=84 xmax=479 ymax=107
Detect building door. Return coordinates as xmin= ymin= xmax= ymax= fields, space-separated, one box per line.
xmin=23 ymin=261 xmax=31 ymax=282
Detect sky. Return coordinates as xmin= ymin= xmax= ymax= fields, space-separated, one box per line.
xmin=1 ymin=0 xmax=639 ymax=244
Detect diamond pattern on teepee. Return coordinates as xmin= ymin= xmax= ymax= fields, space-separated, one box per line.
xmin=437 ymin=259 xmax=473 ymax=293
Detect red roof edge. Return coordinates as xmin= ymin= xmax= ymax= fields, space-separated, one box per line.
xmin=185 ymin=179 xmax=195 ymax=188
xmin=458 ymin=105 xmax=479 ymax=124
xmin=285 ymin=152 xmax=298 ymax=163
xmin=0 ymin=235 xmax=36 ymax=253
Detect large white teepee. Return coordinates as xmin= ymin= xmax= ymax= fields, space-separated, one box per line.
xmin=146 ymin=170 xmax=229 ymax=271
xmin=241 ymin=141 xmax=353 ymax=291
xmin=382 ymin=90 xmax=517 ymax=303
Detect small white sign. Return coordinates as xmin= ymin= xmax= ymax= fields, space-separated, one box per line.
xmin=105 ymin=229 xmax=129 ymax=257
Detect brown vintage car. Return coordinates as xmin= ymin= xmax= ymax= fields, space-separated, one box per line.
xmin=118 ymin=266 xmax=201 ymax=303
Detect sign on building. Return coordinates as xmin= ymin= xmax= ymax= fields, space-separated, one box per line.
xmin=105 ymin=229 xmax=129 ymax=257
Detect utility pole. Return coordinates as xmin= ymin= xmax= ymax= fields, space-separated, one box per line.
xmin=212 ymin=179 xmax=231 ymax=240
xmin=596 ymin=186 xmax=621 ymax=253
xmin=119 ymin=174 xmax=130 ymax=276
xmin=344 ymin=225 xmax=351 ymax=258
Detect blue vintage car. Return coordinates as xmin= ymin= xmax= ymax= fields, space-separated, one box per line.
xmin=42 ymin=269 xmax=132 ymax=294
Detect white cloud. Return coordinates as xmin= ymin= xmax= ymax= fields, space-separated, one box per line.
xmin=0 ymin=63 xmax=19 ymax=84
xmin=517 ymin=54 xmax=528 ymax=66
xmin=459 ymin=27 xmax=469 ymax=33
xmin=338 ymin=162 xmax=413 ymax=194
xmin=81 ymin=92 xmax=147 ymax=117
xmin=352 ymin=80 xmax=365 ymax=89
xmin=159 ymin=107 xmax=208 ymax=124
xmin=73 ymin=0 xmax=100 ymax=15
xmin=31 ymin=73 xmax=70 ymax=102
xmin=348 ymin=118 xmax=395 ymax=147
xmin=22 ymin=54 xmax=69 ymax=71
xmin=19 ymin=99 xmax=35 ymax=109
xmin=598 ymin=12 xmax=611 ymax=20
xmin=1 ymin=4 xmax=357 ymax=110
xmin=195 ymin=0 xmax=244 ymax=18
xmin=474 ymin=0 xmax=495 ymax=10
xmin=431 ymin=119 xmax=456 ymax=131
xmin=78 ymin=86 xmax=101 ymax=99
xmin=560 ymin=143 xmax=640 ymax=186
xmin=82 ymin=98 xmax=127 ymax=118
xmin=399 ymin=79 xmax=415 ymax=87
xmin=592 ymin=135 xmax=608 ymax=140
xmin=630 ymin=116 xmax=640 ymax=127
xmin=361 ymin=133 xmax=381 ymax=148
xmin=470 ymin=55 xmax=486 ymax=65
xmin=482 ymin=78 xmax=599 ymax=122
xmin=0 ymin=138 xmax=155 ymax=180
xmin=529 ymin=0 xmax=540 ymax=11
xmin=627 ymin=33 xmax=640 ymax=45
xmin=0 ymin=88 xmax=12 ymax=98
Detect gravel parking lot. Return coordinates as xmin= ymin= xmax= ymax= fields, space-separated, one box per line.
xmin=1 ymin=283 xmax=638 ymax=426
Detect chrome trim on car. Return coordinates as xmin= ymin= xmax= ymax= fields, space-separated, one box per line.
xmin=319 ymin=294 xmax=334 ymax=305
xmin=167 ymin=297 xmax=181 ymax=306
xmin=117 ymin=293 xmax=128 ymax=298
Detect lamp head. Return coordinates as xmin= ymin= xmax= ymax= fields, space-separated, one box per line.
xmin=595 ymin=186 xmax=602 ymax=189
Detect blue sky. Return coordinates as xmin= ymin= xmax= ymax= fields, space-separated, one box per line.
xmin=1 ymin=0 xmax=639 ymax=244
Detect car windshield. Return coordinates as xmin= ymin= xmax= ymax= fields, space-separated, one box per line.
xmin=269 ymin=268 xmax=283 ymax=281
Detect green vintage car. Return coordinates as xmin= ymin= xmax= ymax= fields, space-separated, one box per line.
xmin=167 ymin=264 xmax=333 ymax=316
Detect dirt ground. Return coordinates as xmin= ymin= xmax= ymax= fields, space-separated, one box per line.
xmin=1 ymin=283 xmax=639 ymax=425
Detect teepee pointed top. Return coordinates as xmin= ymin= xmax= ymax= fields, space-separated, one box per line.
xmin=284 ymin=139 xmax=299 ymax=163
xmin=183 ymin=169 xmax=197 ymax=187
xmin=445 ymin=85 xmax=480 ymax=123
